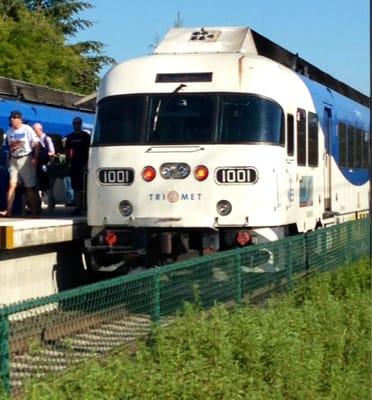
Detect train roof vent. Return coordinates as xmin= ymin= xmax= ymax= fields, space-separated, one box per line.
xmin=189 ymin=28 xmax=221 ymax=42
xmin=154 ymin=27 xmax=258 ymax=55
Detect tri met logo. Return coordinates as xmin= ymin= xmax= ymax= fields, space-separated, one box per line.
xmin=149 ymin=191 xmax=202 ymax=202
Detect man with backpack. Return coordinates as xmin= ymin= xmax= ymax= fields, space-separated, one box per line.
xmin=33 ymin=123 xmax=55 ymax=212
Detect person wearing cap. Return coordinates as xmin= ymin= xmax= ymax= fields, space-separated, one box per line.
xmin=0 ymin=111 xmax=40 ymax=217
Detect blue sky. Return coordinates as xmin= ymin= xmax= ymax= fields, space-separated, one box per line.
xmin=75 ymin=0 xmax=370 ymax=95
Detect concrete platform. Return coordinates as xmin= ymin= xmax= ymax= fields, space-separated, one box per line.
xmin=0 ymin=206 xmax=92 ymax=306
xmin=0 ymin=206 xmax=88 ymax=249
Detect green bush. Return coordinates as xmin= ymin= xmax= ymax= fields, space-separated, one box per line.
xmin=5 ymin=259 xmax=371 ymax=400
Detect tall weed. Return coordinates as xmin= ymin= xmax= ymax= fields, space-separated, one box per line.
xmin=4 ymin=258 xmax=371 ymax=400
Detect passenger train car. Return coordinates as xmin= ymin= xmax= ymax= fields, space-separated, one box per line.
xmin=85 ymin=27 xmax=370 ymax=271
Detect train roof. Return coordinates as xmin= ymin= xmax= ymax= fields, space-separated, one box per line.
xmin=0 ymin=76 xmax=96 ymax=112
xmin=154 ymin=27 xmax=369 ymax=108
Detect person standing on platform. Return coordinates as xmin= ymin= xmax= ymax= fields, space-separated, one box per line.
xmin=65 ymin=117 xmax=90 ymax=215
xmin=61 ymin=137 xmax=74 ymax=206
xmin=0 ymin=111 xmax=39 ymax=217
xmin=33 ymin=123 xmax=55 ymax=211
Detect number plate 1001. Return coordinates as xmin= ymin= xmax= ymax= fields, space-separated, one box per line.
xmin=98 ymin=168 xmax=134 ymax=185
xmin=215 ymin=167 xmax=258 ymax=184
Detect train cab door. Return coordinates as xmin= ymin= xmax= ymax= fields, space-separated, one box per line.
xmin=323 ymin=106 xmax=332 ymax=212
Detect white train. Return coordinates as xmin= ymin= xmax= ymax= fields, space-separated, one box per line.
xmin=85 ymin=27 xmax=370 ymax=271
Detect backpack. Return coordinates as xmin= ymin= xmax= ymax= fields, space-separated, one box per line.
xmin=38 ymin=136 xmax=51 ymax=165
xmin=38 ymin=146 xmax=49 ymax=165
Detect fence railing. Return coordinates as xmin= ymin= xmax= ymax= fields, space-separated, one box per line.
xmin=0 ymin=217 xmax=370 ymax=395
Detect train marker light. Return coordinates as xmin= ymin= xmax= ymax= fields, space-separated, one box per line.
xmin=216 ymin=200 xmax=232 ymax=216
xmin=142 ymin=166 xmax=156 ymax=181
xmin=105 ymin=231 xmax=118 ymax=246
xmin=194 ymin=165 xmax=209 ymax=181
xmin=236 ymin=231 xmax=252 ymax=246
xmin=119 ymin=200 xmax=133 ymax=217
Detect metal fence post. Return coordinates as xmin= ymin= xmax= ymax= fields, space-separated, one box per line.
xmin=304 ymin=233 xmax=310 ymax=272
xmin=287 ymin=241 xmax=293 ymax=291
xmin=0 ymin=314 xmax=10 ymax=395
xmin=152 ymin=270 xmax=161 ymax=323
xmin=234 ymin=254 xmax=242 ymax=305
xmin=351 ymin=221 xmax=360 ymax=261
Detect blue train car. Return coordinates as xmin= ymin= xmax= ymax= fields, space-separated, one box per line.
xmin=0 ymin=77 xmax=95 ymax=139
xmin=0 ymin=77 xmax=95 ymax=211
xmin=0 ymin=98 xmax=94 ymax=136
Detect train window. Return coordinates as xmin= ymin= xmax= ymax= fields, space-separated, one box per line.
xmin=286 ymin=114 xmax=294 ymax=156
xmin=347 ymin=125 xmax=355 ymax=168
xmin=308 ymin=112 xmax=318 ymax=166
xmin=148 ymin=94 xmax=215 ymax=144
xmin=338 ymin=123 xmax=347 ymax=167
xmin=93 ymin=96 xmax=145 ymax=144
xmin=220 ymin=95 xmax=284 ymax=145
xmin=361 ymin=131 xmax=369 ymax=169
xmin=355 ymin=129 xmax=362 ymax=169
xmin=296 ymin=108 xmax=306 ymax=166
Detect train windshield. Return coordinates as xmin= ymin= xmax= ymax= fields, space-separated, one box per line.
xmin=93 ymin=93 xmax=284 ymax=145
xmin=93 ymin=96 xmax=144 ymax=144
xmin=220 ymin=95 xmax=284 ymax=144
xmin=148 ymin=94 xmax=215 ymax=143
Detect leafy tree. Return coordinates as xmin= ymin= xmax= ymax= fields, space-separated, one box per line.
xmin=23 ymin=0 xmax=93 ymax=36
xmin=0 ymin=0 xmax=93 ymax=34
xmin=0 ymin=0 xmax=114 ymax=93
xmin=0 ymin=9 xmax=95 ymax=92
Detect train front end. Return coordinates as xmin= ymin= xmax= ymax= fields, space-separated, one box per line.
xmin=85 ymin=27 xmax=293 ymax=271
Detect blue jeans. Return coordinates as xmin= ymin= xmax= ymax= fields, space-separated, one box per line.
xmin=64 ymin=176 xmax=74 ymax=204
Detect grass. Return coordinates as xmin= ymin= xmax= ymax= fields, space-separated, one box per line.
xmin=1 ymin=258 xmax=371 ymax=399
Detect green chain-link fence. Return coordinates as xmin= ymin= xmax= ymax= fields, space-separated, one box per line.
xmin=0 ymin=217 xmax=370 ymax=395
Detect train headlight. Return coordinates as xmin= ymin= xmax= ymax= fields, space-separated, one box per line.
xmin=216 ymin=200 xmax=232 ymax=216
xmin=160 ymin=164 xmax=172 ymax=179
xmin=160 ymin=163 xmax=190 ymax=179
xmin=119 ymin=200 xmax=133 ymax=217
xmin=142 ymin=166 xmax=156 ymax=182
xmin=177 ymin=163 xmax=190 ymax=179
xmin=194 ymin=165 xmax=209 ymax=181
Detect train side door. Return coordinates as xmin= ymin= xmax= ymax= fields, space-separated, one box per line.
xmin=323 ymin=107 xmax=332 ymax=212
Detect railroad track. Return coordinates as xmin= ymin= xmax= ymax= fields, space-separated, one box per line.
xmin=9 ymin=306 xmax=154 ymax=391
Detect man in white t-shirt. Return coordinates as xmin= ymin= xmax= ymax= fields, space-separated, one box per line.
xmin=0 ymin=111 xmax=40 ymax=217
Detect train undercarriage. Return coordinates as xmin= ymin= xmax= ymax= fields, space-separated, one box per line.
xmin=83 ymin=226 xmax=289 ymax=273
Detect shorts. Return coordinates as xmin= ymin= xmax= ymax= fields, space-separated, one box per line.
xmin=9 ymin=155 xmax=36 ymax=188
